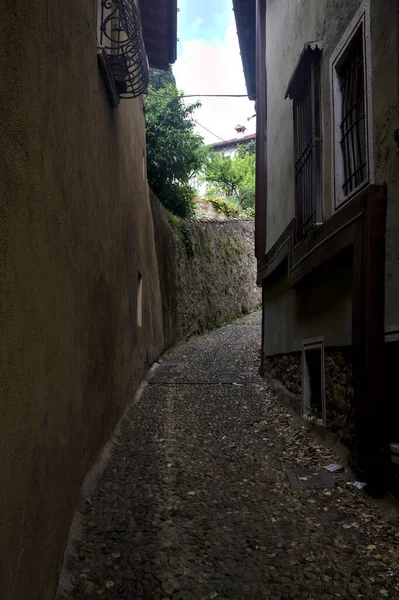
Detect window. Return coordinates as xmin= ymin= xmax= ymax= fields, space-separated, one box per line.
xmin=331 ymin=4 xmax=371 ymax=208
xmin=137 ymin=272 xmax=143 ymax=327
xmin=337 ymin=27 xmax=366 ymax=198
xmin=302 ymin=338 xmax=325 ymax=425
xmin=286 ymin=43 xmax=323 ymax=244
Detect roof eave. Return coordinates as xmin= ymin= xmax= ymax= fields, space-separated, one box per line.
xmin=209 ymin=133 xmax=257 ymax=150
xmin=141 ymin=0 xmax=177 ymax=72
xmin=168 ymin=0 xmax=177 ymax=65
xmin=233 ymin=0 xmax=256 ymax=101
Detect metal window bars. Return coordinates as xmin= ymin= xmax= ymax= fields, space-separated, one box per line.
xmin=338 ymin=28 xmax=366 ymax=197
xmin=293 ymin=57 xmax=322 ymax=243
xmin=99 ymin=0 xmax=149 ymax=99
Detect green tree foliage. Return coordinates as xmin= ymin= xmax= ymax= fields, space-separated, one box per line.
xmin=243 ymin=140 xmax=256 ymax=156
xmin=149 ymin=67 xmax=176 ymax=91
xmin=201 ymin=144 xmax=256 ymax=217
xmin=144 ymin=73 xmax=206 ymax=217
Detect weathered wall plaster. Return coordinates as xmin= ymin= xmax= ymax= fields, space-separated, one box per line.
xmin=0 ymin=1 xmax=163 ymax=596
xmin=369 ymin=0 xmax=399 ymax=329
xmin=263 ymin=251 xmax=353 ymax=356
xmin=264 ymin=0 xmax=399 ymax=330
xmin=0 ymin=2 xmax=259 ymax=597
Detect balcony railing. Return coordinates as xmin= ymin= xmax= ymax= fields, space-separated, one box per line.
xmin=99 ymin=0 xmax=149 ymax=99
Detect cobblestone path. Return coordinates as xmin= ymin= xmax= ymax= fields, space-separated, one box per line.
xmin=60 ymin=312 xmax=399 ymax=600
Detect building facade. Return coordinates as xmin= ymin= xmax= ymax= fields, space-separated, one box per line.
xmin=0 ymin=1 xmax=176 ymax=598
xmin=191 ymin=128 xmax=256 ymax=200
xmin=210 ymin=128 xmax=256 ymax=158
xmin=235 ymin=0 xmax=399 ymax=492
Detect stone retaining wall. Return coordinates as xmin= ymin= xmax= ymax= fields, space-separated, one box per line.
xmin=150 ymin=189 xmax=261 ymax=345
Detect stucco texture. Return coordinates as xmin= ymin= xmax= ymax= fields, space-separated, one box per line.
xmin=263 ymin=0 xmax=399 ymax=353
xmin=265 ymin=0 xmax=365 ymax=252
xmin=369 ymin=0 xmax=399 ymax=329
xmin=0 ymin=8 xmax=259 ymax=590
xmin=263 ymin=250 xmax=353 ymax=356
xmin=0 ymin=1 xmax=165 ymax=597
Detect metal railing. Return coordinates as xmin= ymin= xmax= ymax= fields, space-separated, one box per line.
xmin=99 ymin=0 xmax=149 ymax=99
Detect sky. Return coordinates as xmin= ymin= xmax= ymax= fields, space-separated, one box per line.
xmin=172 ymin=0 xmax=256 ymax=145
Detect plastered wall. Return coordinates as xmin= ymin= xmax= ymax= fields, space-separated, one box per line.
xmin=263 ymin=251 xmax=353 ymax=356
xmin=369 ymin=0 xmax=399 ymax=329
xmin=265 ymin=0 xmax=365 ymax=252
xmin=263 ymin=0 xmax=399 ymax=349
xmin=0 ymin=1 xmax=164 ymax=597
xmin=0 ymin=5 xmax=259 ymax=591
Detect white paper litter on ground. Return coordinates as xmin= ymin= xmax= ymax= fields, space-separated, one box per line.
xmin=347 ymin=481 xmax=367 ymax=489
xmin=323 ymin=463 xmax=343 ymax=472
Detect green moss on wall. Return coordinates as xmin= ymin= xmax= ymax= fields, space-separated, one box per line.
xmin=167 ymin=212 xmax=196 ymax=257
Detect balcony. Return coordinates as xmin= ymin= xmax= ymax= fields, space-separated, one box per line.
xmin=98 ymin=0 xmax=149 ymax=102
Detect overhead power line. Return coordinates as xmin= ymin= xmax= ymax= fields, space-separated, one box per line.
xmin=193 ymin=120 xmax=226 ymax=143
xmin=178 ymin=94 xmax=249 ymax=98
xmin=148 ymin=89 xmax=249 ymax=100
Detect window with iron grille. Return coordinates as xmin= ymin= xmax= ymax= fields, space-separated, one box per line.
xmin=286 ymin=44 xmax=323 ymax=244
xmin=336 ymin=26 xmax=366 ymax=198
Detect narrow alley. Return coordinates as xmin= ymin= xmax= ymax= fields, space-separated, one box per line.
xmin=58 ymin=313 xmax=399 ymax=600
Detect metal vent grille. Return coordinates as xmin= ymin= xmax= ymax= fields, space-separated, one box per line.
xmin=100 ymin=0 xmax=149 ymax=99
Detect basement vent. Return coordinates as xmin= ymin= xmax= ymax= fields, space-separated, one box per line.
xmin=302 ymin=337 xmax=325 ymax=425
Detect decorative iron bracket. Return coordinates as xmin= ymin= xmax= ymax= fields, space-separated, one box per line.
xmin=99 ymin=0 xmax=149 ymax=99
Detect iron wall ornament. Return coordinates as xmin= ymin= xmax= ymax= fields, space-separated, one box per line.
xmin=100 ymin=0 xmax=149 ymax=98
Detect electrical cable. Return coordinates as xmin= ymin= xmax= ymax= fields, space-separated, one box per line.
xmin=147 ymin=89 xmax=249 ymax=100
xmin=178 ymin=94 xmax=248 ymax=98
xmin=193 ymin=120 xmax=227 ymax=142
xmin=146 ymin=89 xmax=254 ymax=142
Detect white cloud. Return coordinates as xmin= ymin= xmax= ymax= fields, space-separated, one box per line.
xmin=173 ymin=17 xmax=256 ymax=144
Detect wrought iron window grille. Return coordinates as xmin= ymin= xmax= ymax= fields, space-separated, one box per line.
xmin=337 ymin=27 xmax=367 ymax=198
xmin=286 ymin=43 xmax=323 ymax=244
xmin=99 ymin=0 xmax=149 ymax=99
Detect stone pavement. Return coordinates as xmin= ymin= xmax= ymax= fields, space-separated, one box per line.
xmin=60 ymin=312 xmax=399 ymax=600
